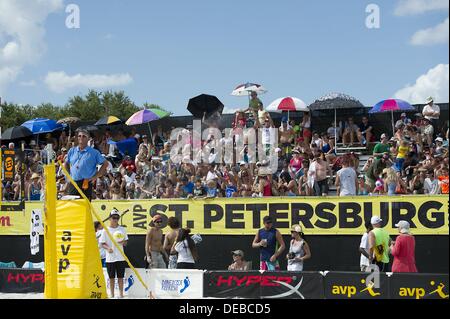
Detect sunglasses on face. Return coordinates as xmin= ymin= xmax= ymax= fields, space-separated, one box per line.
xmin=111 ymin=216 xmax=120 ymax=220
xmin=154 ymin=220 xmax=162 ymax=224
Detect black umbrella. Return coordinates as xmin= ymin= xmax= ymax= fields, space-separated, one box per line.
xmin=187 ymin=94 xmax=224 ymax=118
xmin=1 ymin=126 xmax=33 ymax=140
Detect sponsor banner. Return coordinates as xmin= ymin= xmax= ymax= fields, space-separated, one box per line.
xmin=0 ymin=268 xmax=44 ymax=293
xmin=148 ymin=269 xmax=203 ymax=299
xmin=323 ymin=271 xmax=390 ymax=299
xmin=204 ymin=271 xmax=324 ymax=299
xmin=389 ymin=273 xmax=449 ymax=299
xmin=103 ymin=268 xmax=148 ymax=298
xmin=1 ymin=196 xmax=448 ymax=235
xmin=259 ymin=271 xmax=324 ymax=299
xmin=204 ymin=271 xmax=261 ymax=298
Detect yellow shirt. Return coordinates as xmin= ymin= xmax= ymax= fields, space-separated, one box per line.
xmin=397 ymin=145 xmax=409 ymax=159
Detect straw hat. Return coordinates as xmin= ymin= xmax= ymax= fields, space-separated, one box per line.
xmin=31 ymin=173 xmax=40 ymax=180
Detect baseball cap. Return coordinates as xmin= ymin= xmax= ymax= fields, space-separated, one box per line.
xmin=291 ymin=224 xmax=303 ymax=233
xmin=281 ymin=116 xmax=288 ymax=123
xmin=401 ymin=113 xmax=406 ymax=117
xmin=435 ymin=137 xmax=443 ymax=142
xmin=110 ymin=209 xmax=120 ymax=217
xmin=263 ymin=216 xmax=273 ymax=224
xmin=381 ymin=133 xmax=387 ymax=139
xmin=275 ymin=147 xmax=282 ymax=153
xmin=371 ymin=216 xmax=382 ymax=225
xmin=395 ymin=220 xmax=410 ymax=234
xmin=231 ymin=250 xmax=244 ymax=257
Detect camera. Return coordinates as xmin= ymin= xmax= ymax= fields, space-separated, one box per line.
xmin=287 ymin=252 xmax=296 ymax=260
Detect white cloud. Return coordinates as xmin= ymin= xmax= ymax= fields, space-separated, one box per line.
xmin=45 ymin=71 xmax=133 ymax=93
xmin=394 ymin=63 xmax=449 ymax=103
xmin=395 ymin=0 xmax=449 ymax=16
xmin=410 ymin=17 xmax=449 ymax=45
xmin=0 ymin=0 xmax=63 ymax=95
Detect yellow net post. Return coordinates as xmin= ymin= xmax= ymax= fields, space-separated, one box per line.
xmin=57 ymin=161 xmax=150 ymax=296
xmin=44 ymin=164 xmax=58 ymax=298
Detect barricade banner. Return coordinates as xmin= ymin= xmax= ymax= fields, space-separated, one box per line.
xmin=389 ymin=273 xmax=449 ymax=299
xmin=204 ymin=271 xmax=324 ymax=299
xmin=259 ymin=271 xmax=324 ymax=299
xmin=204 ymin=271 xmax=262 ymax=298
xmin=323 ymin=271 xmax=390 ymax=299
xmin=148 ymin=269 xmax=203 ymax=299
xmin=0 ymin=268 xmax=44 ymax=293
xmin=52 ymin=200 xmax=107 ymax=299
xmin=1 ymin=196 xmax=448 ymax=235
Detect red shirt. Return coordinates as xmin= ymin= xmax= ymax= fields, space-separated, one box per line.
xmin=391 ymin=234 xmax=418 ymax=273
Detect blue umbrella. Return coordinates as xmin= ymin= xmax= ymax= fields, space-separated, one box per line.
xmin=21 ymin=118 xmax=64 ymax=134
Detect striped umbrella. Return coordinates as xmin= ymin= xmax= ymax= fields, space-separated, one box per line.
xmin=94 ymin=116 xmax=122 ymax=126
xmin=369 ymin=99 xmax=415 ymax=135
xmin=267 ymin=97 xmax=308 ymax=112
xmin=126 ymin=108 xmax=172 ymax=139
xmin=125 ymin=109 xmax=171 ymax=126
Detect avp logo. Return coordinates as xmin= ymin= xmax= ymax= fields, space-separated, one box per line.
xmin=399 ymin=281 xmax=449 ymax=299
xmin=263 ymin=276 xmax=305 ymax=299
xmin=332 ymin=279 xmax=381 ymax=298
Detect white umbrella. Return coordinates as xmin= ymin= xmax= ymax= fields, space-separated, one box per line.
xmin=231 ymin=82 xmax=267 ymax=97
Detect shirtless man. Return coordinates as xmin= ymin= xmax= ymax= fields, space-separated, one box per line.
xmin=145 ymin=214 xmax=167 ymax=268
xmin=309 ymin=151 xmax=332 ymax=196
xmin=279 ymin=117 xmax=294 ymax=154
xmin=163 ymin=217 xmax=181 ymax=269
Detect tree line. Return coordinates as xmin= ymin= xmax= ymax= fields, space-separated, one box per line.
xmin=0 ymin=90 xmax=163 ymax=130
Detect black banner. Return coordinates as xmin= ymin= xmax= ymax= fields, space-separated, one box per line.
xmin=323 ymin=271 xmax=389 ymax=299
xmin=204 ymin=271 xmax=324 ymax=299
xmin=389 ymin=273 xmax=449 ymax=299
xmin=204 ymin=271 xmax=262 ymax=298
xmin=0 ymin=268 xmax=44 ymax=293
xmin=259 ymin=272 xmax=324 ymax=299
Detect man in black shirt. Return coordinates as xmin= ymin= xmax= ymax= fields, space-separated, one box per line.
xmin=359 ymin=116 xmax=374 ymax=145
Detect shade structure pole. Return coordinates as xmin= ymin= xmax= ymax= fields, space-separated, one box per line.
xmin=391 ymin=110 xmax=395 ymax=137
xmin=147 ymin=122 xmax=155 ymax=146
xmin=334 ymin=108 xmax=337 ymax=151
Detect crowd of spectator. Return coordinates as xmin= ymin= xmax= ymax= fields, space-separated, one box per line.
xmin=1 ymin=95 xmax=448 ymax=201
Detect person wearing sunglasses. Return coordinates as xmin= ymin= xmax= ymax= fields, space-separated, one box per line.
xmin=64 ymin=128 xmax=109 ymax=200
xmin=228 ymin=250 xmax=250 ymax=271
xmin=99 ymin=209 xmax=128 ymax=298
xmin=145 ymin=214 xmax=167 ymax=269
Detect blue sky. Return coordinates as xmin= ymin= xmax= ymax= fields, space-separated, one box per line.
xmin=1 ymin=0 xmax=448 ymax=115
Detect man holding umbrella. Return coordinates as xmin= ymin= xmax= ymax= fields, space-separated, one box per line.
xmin=64 ymin=128 xmax=109 ymax=200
